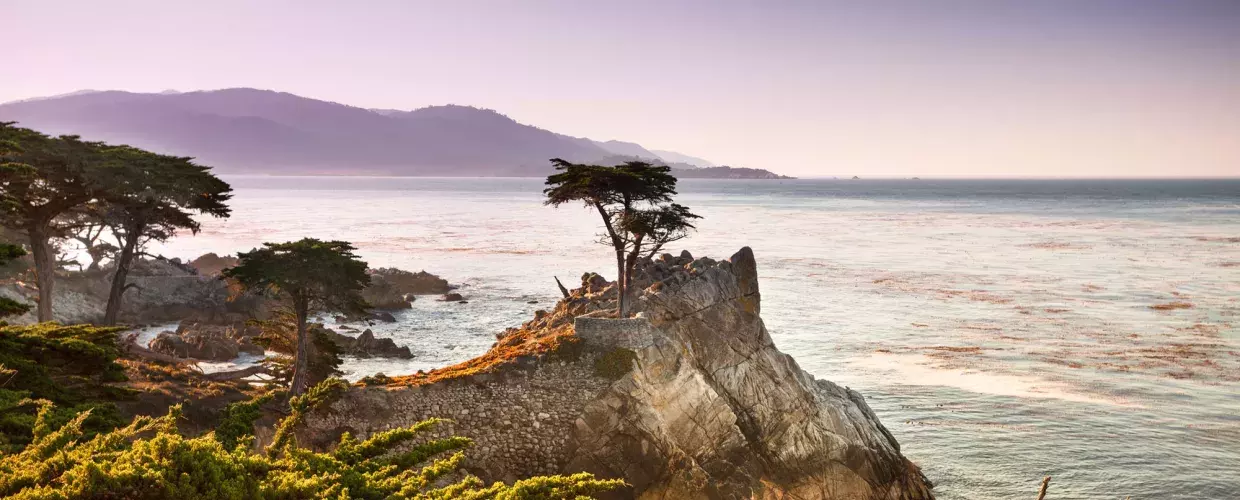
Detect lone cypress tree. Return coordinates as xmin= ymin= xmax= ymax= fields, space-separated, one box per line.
xmin=222 ymin=239 xmax=369 ymax=395
xmin=544 ymin=159 xmax=699 ymax=316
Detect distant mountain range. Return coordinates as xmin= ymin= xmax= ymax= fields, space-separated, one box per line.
xmin=0 ymin=88 xmax=788 ymax=179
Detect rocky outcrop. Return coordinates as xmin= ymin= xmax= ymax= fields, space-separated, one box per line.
xmin=572 ymin=248 xmax=932 ymax=499
xmin=335 ymin=310 xmax=399 ymax=324
xmin=0 ymin=257 xmax=270 ymax=326
xmin=363 ymin=268 xmax=452 ymax=309
xmin=187 ymin=252 xmax=238 ymax=276
xmin=1 ymin=256 xmax=453 ymax=326
xmin=322 ymin=328 xmax=413 ymax=359
xmin=0 ymin=281 xmax=103 ymax=325
xmin=148 ymin=321 xmax=264 ymax=361
xmin=301 ymin=248 xmax=932 ymax=499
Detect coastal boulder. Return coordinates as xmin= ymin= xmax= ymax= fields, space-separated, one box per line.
xmin=364 ymin=268 xmax=452 ymax=309
xmin=581 ymin=273 xmax=610 ymax=294
xmin=321 ymin=328 xmax=413 ymax=359
xmin=148 ymin=330 xmax=240 ymax=361
xmin=371 ymin=267 xmax=451 ymax=295
xmin=147 ymin=320 xmax=265 ymax=361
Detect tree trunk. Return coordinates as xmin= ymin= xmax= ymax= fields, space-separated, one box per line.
xmin=615 ymin=249 xmax=627 ymax=317
xmin=103 ymin=225 xmax=141 ymax=325
xmin=593 ymin=202 xmax=628 ymax=317
xmin=623 ymin=234 xmax=645 ymax=319
xmin=26 ymin=224 xmax=55 ymax=322
xmin=288 ymin=298 xmax=311 ymax=396
xmin=644 ymin=242 xmax=665 ymax=261
xmin=85 ymin=244 xmax=107 ymax=271
xmin=204 ymin=365 xmax=273 ymax=382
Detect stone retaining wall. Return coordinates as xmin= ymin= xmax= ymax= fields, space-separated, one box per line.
xmin=302 ymin=357 xmax=613 ymax=482
xmin=573 ymin=316 xmax=656 ymax=351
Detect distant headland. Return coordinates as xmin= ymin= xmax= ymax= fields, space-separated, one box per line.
xmin=0 ymin=88 xmax=790 ymax=179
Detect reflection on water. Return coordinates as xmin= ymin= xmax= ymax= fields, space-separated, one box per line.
xmin=151 ymin=177 xmax=1240 ymax=499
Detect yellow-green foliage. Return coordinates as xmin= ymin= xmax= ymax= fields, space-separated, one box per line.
xmin=214 ymin=392 xmax=276 ymax=451
xmin=0 ymin=379 xmax=625 ymax=499
xmin=0 ymin=323 xmax=132 ymax=452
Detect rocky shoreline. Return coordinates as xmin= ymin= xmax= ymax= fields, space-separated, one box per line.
xmin=0 ymin=255 xmax=447 ymax=366
xmin=296 ymin=248 xmax=934 ymax=499
xmin=2 ymin=247 xmax=934 ymax=498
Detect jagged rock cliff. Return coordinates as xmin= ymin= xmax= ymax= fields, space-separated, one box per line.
xmin=300 ymin=248 xmax=933 ymax=499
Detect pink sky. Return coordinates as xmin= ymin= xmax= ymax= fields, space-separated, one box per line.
xmin=5 ymin=1 xmax=1238 ymax=177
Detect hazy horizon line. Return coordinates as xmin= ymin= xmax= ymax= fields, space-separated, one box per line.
xmin=215 ymin=173 xmax=1240 ymax=181
xmin=7 ymin=87 xmax=1236 ymax=180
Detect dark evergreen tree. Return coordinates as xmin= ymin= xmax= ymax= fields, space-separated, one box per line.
xmin=544 ymin=159 xmax=699 ymax=316
xmin=0 ymin=124 xmax=115 ymax=321
xmin=97 ymin=147 xmax=232 ymax=325
xmin=222 ymin=239 xmax=369 ymax=395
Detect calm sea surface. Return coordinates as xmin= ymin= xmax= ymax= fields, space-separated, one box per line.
xmin=150 ymin=177 xmax=1240 ymax=499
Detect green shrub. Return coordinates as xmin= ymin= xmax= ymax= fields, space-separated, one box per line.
xmin=593 ymin=348 xmax=638 ymax=380
xmin=358 ymin=372 xmax=392 ymax=386
xmin=0 ymin=379 xmax=625 ymax=499
xmin=214 ymin=392 xmax=276 ymax=451
xmin=0 ymin=323 xmax=131 ymax=452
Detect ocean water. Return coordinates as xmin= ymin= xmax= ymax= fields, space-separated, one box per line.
xmin=149 ymin=177 xmax=1240 ymax=499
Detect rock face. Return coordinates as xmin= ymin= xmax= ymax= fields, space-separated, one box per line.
xmin=300 ymin=248 xmax=932 ymax=499
xmin=1 ymin=257 xmax=451 ymax=326
xmin=0 ymin=257 xmax=266 ymax=326
xmin=187 ymin=252 xmax=239 ymax=276
xmin=148 ymin=321 xmax=264 ymax=361
xmin=322 ymin=328 xmax=413 ymax=359
xmin=573 ymin=248 xmax=932 ymax=498
xmin=363 ymin=268 xmax=452 ymax=309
